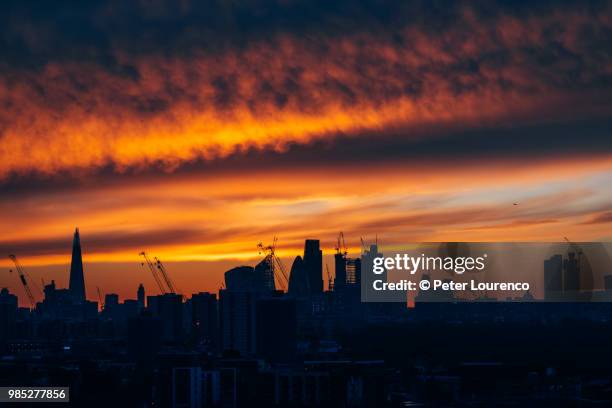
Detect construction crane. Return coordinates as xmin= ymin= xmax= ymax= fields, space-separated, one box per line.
xmin=564 ymin=237 xmax=584 ymax=264
xmin=257 ymin=237 xmax=289 ymax=291
xmin=96 ymin=287 xmax=104 ymax=309
xmin=139 ymin=251 xmax=167 ymax=294
xmin=8 ymin=254 xmax=37 ymax=307
xmin=360 ymin=237 xmax=367 ymax=254
xmin=96 ymin=286 xmax=104 ymax=308
xmin=154 ymin=257 xmax=177 ymax=294
xmin=335 ymin=232 xmax=348 ymax=258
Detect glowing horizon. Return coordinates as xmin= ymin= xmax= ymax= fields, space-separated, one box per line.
xmin=1 ymin=1 xmax=611 ymax=306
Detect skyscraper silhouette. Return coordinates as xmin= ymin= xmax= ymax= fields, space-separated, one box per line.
xmin=137 ymin=283 xmax=145 ymax=310
xmin=334 ymin=252 xmax=346 ymax=291
xmin=544 ymin=254 xmax=563 ymax=300
xmin=191 ymin=292 xmax=218 ymax=351
xmin=303 ymin=240 xmax=323 ymax=294
xmin=563 ymin=252 xmax=580 ymax=292
xmin=254 ymin=257 xmax=276 ymax=292
xmin=68 ymin=228 xmax=86 ymax=303
xmin=288 ymin=256 xmax=309 ymax=296
xmin=224 ymin=266 xmax=268 ymax=292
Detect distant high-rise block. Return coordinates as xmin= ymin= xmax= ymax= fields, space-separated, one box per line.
xmin=0 ymin=288 xmax=18 ymax=343
xmin=256 ymin=297 xmax=297 ymax=363
xmin=361 ymin=243 xmax=384 ymax=289
xmin=105 ymin=293 xmax=119 ymax=308
xmin=137 ymin=283 xmax=145 ymax=310
xmin=148 ymin=293 xmax=183 ymax=343
xmin=171 ymin=367 xmax=222 ymax=408
xmin=219 ymin=290 xmax=258 ymax=356
xmin=334 ymin=253 xmax=346 ymax=291
xmin=544 ymin=254 xmax=563 ymax=300
xmin=254 ymin=257 xmax=276 ymax=292
xmin=605 ymin=275 xmax=612 ymax=291
xmin=104 ymin=293 xmax=119 ymax=319
xmin=128 ymin=312 xmax=162 ymax=363
xmin=192 ymin=292 xmax=218 ymax=351
xmin=362 ymin=244 xmax=383 ymax=279
xmin=335 ymin=255 xmax=361 ymax=291
xmin=346 ymin=258 xmax=361 ymax=285
xmin=225 ymin=265 xmax=268 ymax=292
xmin=303 ymin=240 xmax=323 ymax=294
xmin=563 ymin=252 xmax=580 ymax=292
xmin=68 ymin=228 xmax=86 ymax=303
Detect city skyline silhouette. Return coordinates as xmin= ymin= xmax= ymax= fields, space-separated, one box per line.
xmin=1 ymin=0 xmax=611 ymax=405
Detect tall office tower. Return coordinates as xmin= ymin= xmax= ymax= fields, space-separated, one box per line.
xmin=361 ymin=243 xmax=384 ymax=284
xmin=254 ymin=257 xmax=276 ymax=292
xmin=0 ymin=288 xmax=18 ymax=343
xmin=563 ymin=252 xmax=580 ymax=292
xmin=361 ymin=242 xmax=400 ymax=303
xmin=303 ymin=240 xmax=323 ymax=294
xmin=103 ymin=293 xmax=119 ymax=319
xmin=219 ymin=264 xmax=264 ymax=355
xmin=225 ymin=265 xmax=268 ymax=292
xmin=137 ymin=283 xmax=145 ymax=310
xmin=149 ymin=293 xmax=183 ymax=343
xmin=219 ymin=290 xmax=258 ymax=356
xmin=69 ymin=228 xmax=86 ymax=303
xmin=257 ymin=296 xmax=297 ymax=363
xmin=605 ymin=275 xmax=612 ymax=292
xmin=346 ymin=258 xmax=361 ymax=285
xmin=191 ymin=292 xmax=219 ymax=351
xmin=334 ymin=253 xmax=346 ymax=291
xmin=335 ymin=253 xmax=362 ymax=292
xmin=544 ymin=254 xmax=563 ymax=300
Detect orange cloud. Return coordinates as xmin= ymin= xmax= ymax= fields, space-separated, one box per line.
xmin=2 ymin=153 xmax=611 ymax=265
xmin=1 ymin=8 xmax=610 ymax=179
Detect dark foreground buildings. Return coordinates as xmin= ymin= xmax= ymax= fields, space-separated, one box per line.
xmin=2 ymin=233 xmax=612 ymax=407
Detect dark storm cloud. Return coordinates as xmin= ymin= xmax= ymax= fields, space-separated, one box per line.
xmin=0 ymin=1 xmax=481 ymax=66
xmin=0 ymin=0 xmax=611 ymax=179
xmin=1 ymin=0 xmax=610 ymax=105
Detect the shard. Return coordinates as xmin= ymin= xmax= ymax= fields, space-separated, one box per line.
xmin=69 ymin=228 xmax=86 ymax=303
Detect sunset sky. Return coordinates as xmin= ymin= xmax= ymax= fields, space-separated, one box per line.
xmin=1 ymin=0 xmax=611 ymax=305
